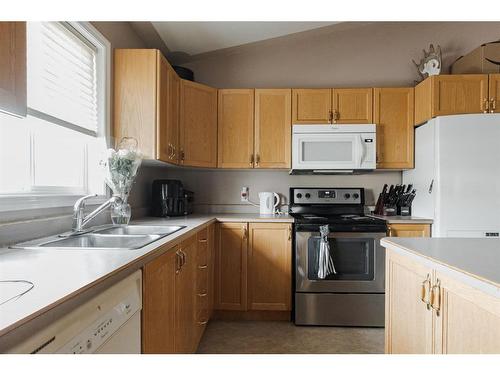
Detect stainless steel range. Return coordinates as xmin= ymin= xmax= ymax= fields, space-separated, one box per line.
xmin=289 ymin=187 xmax=387 ymax=327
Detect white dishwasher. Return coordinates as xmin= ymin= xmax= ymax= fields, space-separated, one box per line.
xmin=9 ymin=270 xmax=142 ymax=354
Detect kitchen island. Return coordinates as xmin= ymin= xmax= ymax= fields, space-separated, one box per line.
xmin=381 ymin=237 xmax=500 ymax=354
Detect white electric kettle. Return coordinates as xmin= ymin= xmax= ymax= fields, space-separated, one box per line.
xmin=258 ymin=192 xmax=280 ymax=215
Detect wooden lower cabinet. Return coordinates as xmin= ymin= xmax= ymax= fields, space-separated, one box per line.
xmin=385 ymin=248 xmax=500 ymax=354
xmin=385 ymin=250 xmax=434 ymax=354
xmin=388 ymin=223 xmax=431 ymax=237
xmin=142 ymin=244 xmax=177 ymax=354
xmin=247 ymin=223 xmax=292 ymax=311
xmin=215 ymin=222 xmax=248 ymax=311
xmin=215 ymin=222 xmax=292 ymax=315
xmin=434 ymin=271 xmax=500 ymax=354
xmin=174 ymin=234 xmax=197 ymax=353
xmin=142 ymin=228 xmax=212 ymax=354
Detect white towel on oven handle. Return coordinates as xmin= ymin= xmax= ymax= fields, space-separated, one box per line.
xmin=318 ymin=225 xmax=336 ymax=279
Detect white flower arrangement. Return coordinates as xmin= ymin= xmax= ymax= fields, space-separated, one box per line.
xmin=101 ymin=138 xmax=142 ymax=199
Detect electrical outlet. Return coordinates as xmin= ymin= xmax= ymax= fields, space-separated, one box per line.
xmin=240 ymin=187 xmax=249 ymax=202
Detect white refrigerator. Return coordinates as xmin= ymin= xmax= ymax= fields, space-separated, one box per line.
xmin=403 ymin=114 xmax=500 ymax=237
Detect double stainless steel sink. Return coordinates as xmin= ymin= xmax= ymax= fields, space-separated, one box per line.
xmin=11 ymin=225 xmax=186 ymax=251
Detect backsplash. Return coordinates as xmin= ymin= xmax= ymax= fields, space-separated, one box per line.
xmin=128 ymin=166 xmax=402 ymax=215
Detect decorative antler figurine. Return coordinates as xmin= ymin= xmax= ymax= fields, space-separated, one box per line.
xmin=413 ymin=44 xmax=442 ymax=83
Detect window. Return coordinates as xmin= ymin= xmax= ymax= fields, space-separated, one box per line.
xmin=0 ymin=22 xmax=110 ymax=211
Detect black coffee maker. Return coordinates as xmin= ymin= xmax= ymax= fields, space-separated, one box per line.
xmin=151 ymin=179 xmax=193 ymax=217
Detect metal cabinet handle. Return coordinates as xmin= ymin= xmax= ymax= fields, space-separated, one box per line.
xmin=242 ymin=225 xmax=247 ymax=239
xmin=430 ymin=279 xmax=441 ymax=316
xmin=483 ymin=98 xmax=490 ymax=113
xmin=198 ymin=264 xmax=208 ymax=270
xmin=197 ymin=320 xmax=208 ymax=326
xmin=428 ymin=179 xmax=434 ymax=194
xmin=180 ymin=149 xmax=185 ymax=163
xmin=197 ymin=292 xmax=208 ymax=297
xmin=249 ymin=154 xmax=254 ymax=167
xmin=175 ymin=250 xmax=182 ymax=273
xmin=288 ymin=226 xmax=292 ymax=241
xmin=198 ymin=239 xmax=207 ymax=243
xmin=255 ymin=154 xmax=260 ymax=167
xmin=328 ymin=110 xmax=333 ymax=124
xmin=172 ymin=145 xmax=177 ymax=159
xmin=490 ymin=98 xmax=496 ymax=113
xmin=388 ymin=226 xmax=394 ymax=237
xmin=420 ymin=274 xmax=432 ymax=310
xmin=332 ymin=110 xmax=340 ymax=124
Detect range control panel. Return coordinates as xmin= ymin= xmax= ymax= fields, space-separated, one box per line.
xmin=291 ymin=188 xmax=364 ymax=205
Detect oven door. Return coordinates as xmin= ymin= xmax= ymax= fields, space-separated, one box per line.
xmin=295 ymin=231 xmax=385 ymax=293
xmin=292 ymin=132 xmax=376 ymax=170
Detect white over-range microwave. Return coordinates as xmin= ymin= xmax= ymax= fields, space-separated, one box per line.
xmin=291 ymin=124 xmax=376 ymax=174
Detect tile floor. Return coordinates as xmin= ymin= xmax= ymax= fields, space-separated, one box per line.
xmin=197 ymin=320 xmax=384 ymax=354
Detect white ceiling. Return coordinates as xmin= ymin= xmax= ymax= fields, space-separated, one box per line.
xmin=152 ymin=22 xmax=336 ymax=56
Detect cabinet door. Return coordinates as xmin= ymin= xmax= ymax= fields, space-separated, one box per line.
xmin=179 ymin=80 xmax=218 ymax=167
xmin=142 ymin=245 xmax=178 ymax=353
xmin=489 ymin=73 xmax=500 ymax=114
xmin=433 ymin=272 xmax=500 ymax=354
xmin=156 ymin=55 xmax=170 ymax=162
xmin=217 ymin=89 xmax=255 ymax=168
xmin=332 ymin=88 xmax=373 ymax=123
xmin=432 ymin=74 xmax=489 ymax=116
xmin=162 ymin=66 xmax=180 ymax=164
xmin=388 ymin=224 xmax=431 ymax=237
xmin=175 ymin=235 xmax=197 ymax=353
xmin=385 ymin=249 xmax=434 ymax=354
xmin=374 ymin=88 xmax=414 ymax=169
xmin=247 ymin=223 xmax=292 ymax=311
xmin=254 ymin=89 xmax=292 ymax=169
xmin=114 ymin=49 xmax=158 ymax=159
xmin=292 ymin=89 xmax=331 ymax=124
xmin=0 ymin=22 xmax=26 ymax=117
xmin=215 ymin=223 xmax=248 ymax=311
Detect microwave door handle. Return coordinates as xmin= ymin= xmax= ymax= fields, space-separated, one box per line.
xmin=356 ymin=136 xmax=364 ymax=168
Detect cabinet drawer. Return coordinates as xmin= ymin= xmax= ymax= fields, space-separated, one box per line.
xmin=197 ymin=240 xmax=208 ymax=268
xmin=196 ymin=293 xmax=209 ymax=324
xmin=197 ymin=266 xmax=208 ymax=294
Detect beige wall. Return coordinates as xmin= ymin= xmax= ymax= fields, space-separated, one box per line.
xmin=91 ymin=22 xmax=147 ymax=49
xmin=181 ymin=22 xmax=500 ymax=88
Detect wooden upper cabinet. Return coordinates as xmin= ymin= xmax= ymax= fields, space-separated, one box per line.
xmin=215 ymin=222 xmax=248 ymax=311
xmin=247 ymin=223 xmax=292 ymax=311
xmin=217 ymin=89 xmax=255 ymax=168
xmin=387 ymin=224 xmax=431 ymax=238
xmin=254 ymin=89 xmax=292 ymax=169
xmin=489 ymin=73 xmax=500 ymax=114
xmin=374 ymin=88 xmax=414 ymax=169
xmin=142 ymin=245 xmax=177 ymax=354
xmin=0 ymin=22 xmax=27 ymax=117
xmin=332 ymin=88 xmax=373 ymax=123
xmin=415 ymin=74 xmax=489 ymax=125
xmin=433 ymin=74 xmax=488 ymax=116
xmin=292 ymin=89 xmax=331 ymax=124
xmin=385 ymin=250 xmax=434 ymax=354
xmin=114 ymin=49 xmax=178 ymax=162
xmin=180 ymin=80 xmax=218 ymax=168
xmin=164 ymin=65 xmax=180 ymax=164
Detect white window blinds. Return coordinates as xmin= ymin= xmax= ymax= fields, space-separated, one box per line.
xmin=27 ymin=22 xmax=98 ymax=134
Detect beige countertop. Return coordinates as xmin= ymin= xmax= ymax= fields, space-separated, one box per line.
xmin=368 ymin=214 xmax=433 ymax=224
xmin=381 ymin=237 xmax=500 ymax=295
xmin=0 ymin=213 xmax=293 ymax=345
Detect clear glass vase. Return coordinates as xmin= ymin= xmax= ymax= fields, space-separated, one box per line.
xmin=111 ymin=196 xmax=131 ymax=225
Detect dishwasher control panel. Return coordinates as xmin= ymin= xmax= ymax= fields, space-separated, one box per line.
xmin=56 ymin=293 xmax=141 ymax=354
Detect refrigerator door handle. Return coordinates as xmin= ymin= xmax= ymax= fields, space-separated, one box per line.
xmin=428 ymin=179 xmax=434 ymax=194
